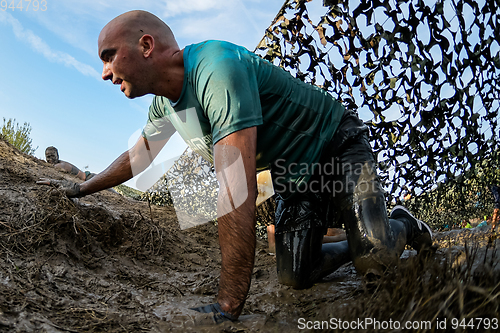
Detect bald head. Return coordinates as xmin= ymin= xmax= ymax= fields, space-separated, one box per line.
xmin=45 ymin=146 xmax=58 ymax=155
xmin=98 ymin=10 xmax=185 ymax=99
xmin=99 ymin=10 xmax=178 ymax=56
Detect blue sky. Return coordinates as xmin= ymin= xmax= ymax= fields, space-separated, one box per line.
xmin=0 ymin=0 xmax=287 ymax=189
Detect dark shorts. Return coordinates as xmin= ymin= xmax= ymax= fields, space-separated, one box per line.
xmin=271 ymin=110 xmax=398 ymax=287
xmin=271 ymin=109 xmax=373 ymax=235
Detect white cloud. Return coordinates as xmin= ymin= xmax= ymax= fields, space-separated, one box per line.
xmin=162 ymin=0 xmax=223 ymax=17
xmin=26 ymin=0 xmax=162 ymax=56
xmin=18 ymin=0 xmax=279 ymax=58
xmin=52 ymin=0 xmax=159 ymax=17
xmin=0 ymin=12 xmax=100 ymax=80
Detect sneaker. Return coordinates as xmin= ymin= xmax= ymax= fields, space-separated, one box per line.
xmin=390 ymin=205 xmax=433 ymax=253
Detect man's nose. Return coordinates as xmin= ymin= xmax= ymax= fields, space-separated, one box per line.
xmin=102 ymin=64 xmax=112 ymax=81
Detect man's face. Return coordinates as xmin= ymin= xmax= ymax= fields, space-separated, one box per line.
xmin=98 ymin=26 xmax=148 ymax=99
xmin=45 ymin=149 xmax=59 ymax=164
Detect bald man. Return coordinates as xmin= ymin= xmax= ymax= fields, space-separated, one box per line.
xmin=45 ymin=146 xmax=91 ymax=181
xmin=38 ymin=10 xmax=433 ymax=323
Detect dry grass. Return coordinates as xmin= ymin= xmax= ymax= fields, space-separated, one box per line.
xmin=315 ymin=236 xmax=500 ymax=332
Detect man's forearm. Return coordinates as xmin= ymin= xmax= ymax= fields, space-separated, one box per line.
xmin=211 ymin=126 xmax=258 ymax=318
xmin=79 ymin=150 xmax=133 ymax=196
xmin=217 ymin=194 xmax=256 ymax=317
xmin=78 ymin=136 xmax=166 ymax=196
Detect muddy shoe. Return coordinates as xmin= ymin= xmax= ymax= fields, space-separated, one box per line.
xmin=390 ymin=205 xmax=433 ymax=253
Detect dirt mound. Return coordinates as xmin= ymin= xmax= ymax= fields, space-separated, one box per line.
xmin=1 ymin=138 xmax=499 ymax=332
xmin=0 ymin=139 xmax=223 ymax=331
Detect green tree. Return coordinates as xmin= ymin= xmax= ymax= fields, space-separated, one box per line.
xmin=1 ymin=118 xmax=38 ymax=155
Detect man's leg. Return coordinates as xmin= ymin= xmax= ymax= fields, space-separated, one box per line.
xmin=272 ymin=158 xmax=429 ymax=286
xmin=329 ymin=128 xmax=431 ymax=274
xmin=332 ymin=150 xmax=405 ymax=274
xmin=275 ymin=230 xmax=352 ymax=289
xmin=273 ymin=194 xmax=351 ymax=289
xmin=275 ymin=227 xmax=323 ymax=288
xmin=273 ymin=110 xmax=433 ymax=286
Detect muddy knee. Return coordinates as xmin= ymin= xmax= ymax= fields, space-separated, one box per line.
xmin=352 ymin=245 xmax=400 ymax=275
xmin=276 ymin=266 xmax=315 ymax=289
xmin=349 ymin=223 xmax=405 ymax=275
xmin=275 ymin=229 xmax=323 ymax=289
xmin=351 ymin=222 xmax=407 ymax=275
xmin=342 ymin=191 xmax=406 ymax=275
xmin=346 ymin=219 xmax=398 ymax=275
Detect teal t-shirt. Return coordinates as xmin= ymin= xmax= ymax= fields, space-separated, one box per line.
xmin=142 ymin=40 xmax=344 ymax=191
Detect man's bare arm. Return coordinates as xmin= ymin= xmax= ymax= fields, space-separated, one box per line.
xmin=54 ymin=161 xmax=86 ymax=181
xmin=78 ymin=136 xmax=169 ymax=196
xmin=214 ymin=126 xmax=257 ymax=318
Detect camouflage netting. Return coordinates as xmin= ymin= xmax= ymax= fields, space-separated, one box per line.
xmin=255 ymin=0 xmax=500 ymax=228
xmin=405 ymin=148 xmax=500 ymax=229
xmin=141 ymin=148 xmax=217 ymax=230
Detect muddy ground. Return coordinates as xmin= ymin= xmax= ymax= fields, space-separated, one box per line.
xmin=0 ymin=138 xmax=499 ymax=332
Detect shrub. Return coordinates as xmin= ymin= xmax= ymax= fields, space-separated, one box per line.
xmin=1 ymin=118 xmax=38 ymax=155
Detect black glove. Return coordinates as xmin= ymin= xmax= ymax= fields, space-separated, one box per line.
xmin=84 ymin=171 xmax=96 ymax=181
xmin=36 ymin=178 xmax=83 ymax=198
xmin=189 ymin=303 xmax=237 ymax=324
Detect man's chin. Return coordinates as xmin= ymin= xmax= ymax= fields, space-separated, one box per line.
xmin=123 ymin=91 xmax=135 ymax=99
xmin=124 ymin=91 xmax=147 ymax=99
xmin=122 ymin=88 xmax=144 ymax=99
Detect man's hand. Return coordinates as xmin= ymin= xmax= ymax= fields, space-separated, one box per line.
xmin=36 ymin=178 xmax=83 ymax=198
xmin=189 ymin=303 xmax=237 ymax=324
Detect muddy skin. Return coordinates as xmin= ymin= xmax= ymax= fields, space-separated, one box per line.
xmin=44 ymin=146 xmax=59 ymax=165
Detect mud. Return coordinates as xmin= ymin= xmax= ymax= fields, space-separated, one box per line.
xmin=1 ymin=138 xmax=499 ymax=332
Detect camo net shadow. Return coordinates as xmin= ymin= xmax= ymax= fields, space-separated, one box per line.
xmin=144 ymin=148 xmax=273 ymax=234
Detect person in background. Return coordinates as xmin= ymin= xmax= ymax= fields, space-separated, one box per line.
xmin=45 ymin=146 xmax=95 ymax=181
xmin=461 ymin=220 xmax=472 ymax=229
xmin=401 ymin=185 xmax=412 ymax=203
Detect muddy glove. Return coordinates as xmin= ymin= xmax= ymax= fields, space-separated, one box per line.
xmin=36 ymin=178 xmax=83 ymax=198
xmin=189 ymin=303 xmax=237 ymax=324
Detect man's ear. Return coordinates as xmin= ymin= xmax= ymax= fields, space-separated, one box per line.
xmin=139 ymin=34 xmax=155 ymax=58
